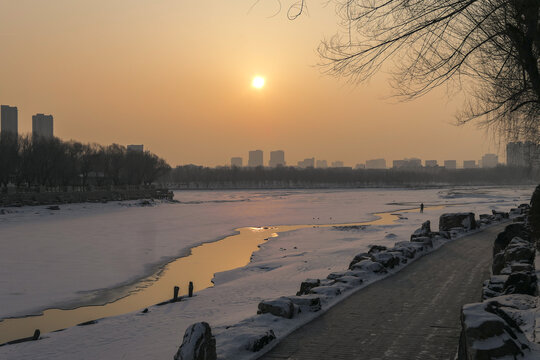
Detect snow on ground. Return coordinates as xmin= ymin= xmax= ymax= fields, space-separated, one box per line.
xmin=0 ymin=187 xmax=531 ymax=319
xmin=0 ymin=186 xmax=534 ymax=359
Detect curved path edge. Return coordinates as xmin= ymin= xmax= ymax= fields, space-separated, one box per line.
xmin=258 ymin=223 xmax=507 ymax=360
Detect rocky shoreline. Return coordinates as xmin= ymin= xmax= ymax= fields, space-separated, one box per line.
xmin=458 ymin=203 xmax=540 ymax=358
xmin=173 ymin=210 xmax=517 ymax=359
xmin=0 ymin=188 xmax=173 ymax=207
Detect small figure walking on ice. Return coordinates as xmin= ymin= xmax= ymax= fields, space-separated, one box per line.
xmin=420 ymin=203 xmax=424 ymax=213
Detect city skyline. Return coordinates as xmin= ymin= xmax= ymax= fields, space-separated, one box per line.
xmin=0 ymin=1 xmax=508 ymax=168
xmin=229 ymin=149 xmax=506 ymax=169
xmin=3 ymin=99 xmax=509 ymax=167
xmin=0 ymin=102 xmax=511 ymax=168
xmin=2 ymin=96 xmax=509 ymax=167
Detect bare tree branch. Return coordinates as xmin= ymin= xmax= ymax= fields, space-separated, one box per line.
xmin=284 ymin=0 xmax=540 ymax=141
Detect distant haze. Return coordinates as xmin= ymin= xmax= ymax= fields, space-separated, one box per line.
xmin=0 ymin=1 xmax=505 ymax=166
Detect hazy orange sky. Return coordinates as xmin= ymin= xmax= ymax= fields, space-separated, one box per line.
xmin=0 ymin=1 xmax=506 ymax=167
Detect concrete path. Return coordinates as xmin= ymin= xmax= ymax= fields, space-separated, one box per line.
xmin=260 ymin=224 xmax=506 ymax=360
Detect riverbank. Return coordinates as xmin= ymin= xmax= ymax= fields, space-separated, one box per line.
xmin=458 ymin=209 xmax=540 ymax=358
xmin=0 ymin=211 xmax=407 ymax=345
xmin=0 ymin=187 xmax=532 ymax=359
xmin=163 ymin=165 xmax=540 ymax=190
xmin=259 ymin=223 xmax=509 ymax=360
xmin=166 ymin=182 xmax=538 ymax=190
xmin=0 ymin=188 xmax=173 ymax=207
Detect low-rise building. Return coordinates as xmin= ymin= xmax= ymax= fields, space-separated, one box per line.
xmin=365 ymin=158 xmax=386 ymax=169
xmin=463 ymin=160 xmax=477 ymax=169
xmin=481 ymin=153 xmax=498 ymax=168
xmin=444 ymin=160 xmax=457 ymax=169
xmin=298 ymin=158 xmax=315 ymax=168
xmin=127 ymin=144 xmax=144 ymax=152
xmin=269 ymin=150 xmax=285 ymax=167
xmin=393 ymin=158 xmax=422 ymax=169
xmin=231 ymin=157 xmax=243 ymax=167
xmin=248 ymin=150 xmax=264 ymax=167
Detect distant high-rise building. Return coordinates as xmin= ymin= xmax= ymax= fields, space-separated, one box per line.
xmin=231 ymin=157 xmax=243 ymax=167
xmin=127 ymin=144 xmax=144 ymax=152
xmin=506 ymin=142 xmax=540 ymax=168
xmin=444 ymin=160 xmax=457 ymax=169
xmin=463 ymin=160 xmax=477 ymax=169
xmin=1 ymin=105 xmax=18 ymax=136
xmin=425 ymin=160 xmax=438 ymax=167
xmin=366 ymin=158 xmax=386 ymax=169
xmin=393 ymin=158 xmax=421 ymax=169
xmin=506 ymin=142 xmax=521 ymax=166
xmin=481 ymin=153 xmax=498 ymax=168
xmin=298 ymin=158 xmax=315 ymax=168
xmin=331 ymin=161 xmax=344 ymax=168
xmin=248 ymin=150 xmax=263 ymax=167
xmin=316 ymin=160 xmax=328 ymax=168
xmin=355 ymin=163 xmax=365 ymax=169
xmin=32 ymin=113 xmax=54 ymax=138
xmin=269 ymin=150 xmax=285 ymax=167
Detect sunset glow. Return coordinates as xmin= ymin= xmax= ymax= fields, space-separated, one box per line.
xmin=252 ymin=76 xmax=265 ymax=89
xmin=0 ymin=1 xmax=500 ymax=167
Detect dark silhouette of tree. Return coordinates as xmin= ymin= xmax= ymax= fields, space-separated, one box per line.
xmin=141 ymin=155 xmax=171 ymax=185
xmin=288 ymin=0 xmax=540 ymax=140
xmin=163 ymin=164 xmax=538 ymax=188
xmin=0 ymin=133 xmax=19 ymax=187
xmin=0 ymin=135 xmax=170 ymax=192
xmin=79 ymin=143 xmax=98 ymax=188
xmin=104 ymin=144 xmax=126 ymax=186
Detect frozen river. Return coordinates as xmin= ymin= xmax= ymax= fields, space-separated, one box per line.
xmin=0 ymin=210 xmax=410 ymax=344
xmin=0 ymin=186 xmax=534 ymax=359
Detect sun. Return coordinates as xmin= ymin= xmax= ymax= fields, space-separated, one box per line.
xmin=252 ymin=76 xmax=265 ymax=89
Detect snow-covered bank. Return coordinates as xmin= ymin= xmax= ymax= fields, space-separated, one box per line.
xmin=0 ymin=187 xmax=534 ymax=359
xmin=2 ymin=187 xmax=527 ymax=319
xmin=0 ymin=188 xmax=172 ymax=208
xmin=458 ymin=210 xmax=540 ymax=359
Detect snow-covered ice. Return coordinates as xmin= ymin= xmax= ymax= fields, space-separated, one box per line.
xmin=0 ymin=186 xmax=534 ymax=359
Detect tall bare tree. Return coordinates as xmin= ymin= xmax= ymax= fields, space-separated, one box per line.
xmin=288 ymin=0 xmax=540 ymax=140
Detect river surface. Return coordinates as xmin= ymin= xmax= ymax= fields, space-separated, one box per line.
xmin=0 ymin=209 xmax=407 ymax=344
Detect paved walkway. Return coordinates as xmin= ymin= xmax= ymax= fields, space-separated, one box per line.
xmin=260 ymin=224 xmax=506 ymax=360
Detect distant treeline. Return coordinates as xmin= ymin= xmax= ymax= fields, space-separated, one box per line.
xmin=162 ymin=165 xmax=540 ymax=188
xmin=0 ymin=134 xmax=171 ymax=190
